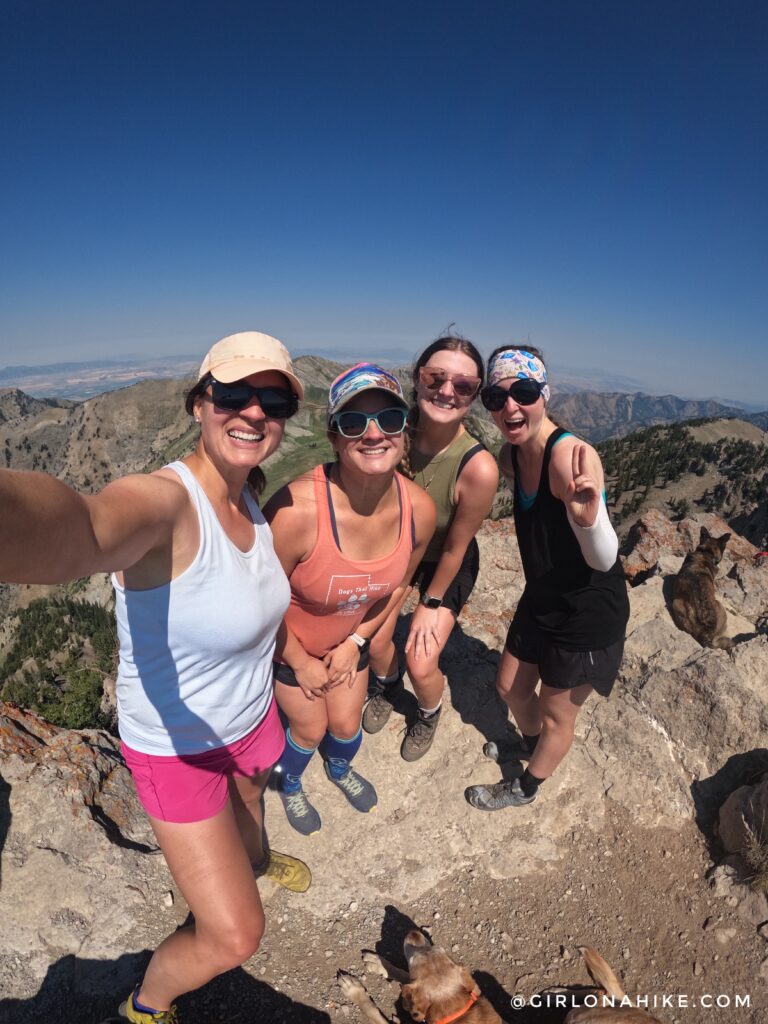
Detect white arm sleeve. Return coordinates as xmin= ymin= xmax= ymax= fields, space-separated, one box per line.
xmin=566 ymin=497 xmax=619 ymax=572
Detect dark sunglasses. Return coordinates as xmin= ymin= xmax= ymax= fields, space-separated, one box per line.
xmin=208 ymin=378 xmax=299 ymax=419
xmin=330 ymin=406 xmax=408 ymax=438
xmin=418 ymin=367 xmax=481 ymax=399
xmin=480 ymin=379 xmax=544 ymax=411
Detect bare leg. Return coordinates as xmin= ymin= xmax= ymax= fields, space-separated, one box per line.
xmin=324 ymin=667 xmax=369 ymax=738
xmin=368 ymin=589 xmax=411 ymax=679
xmin=229 ymin=766 xmax=271 ymax=866
xmin=528 ymin=682 xmax=593 ymax=779
xmin=405 ymin=606 xmax=457 ymax=709
xmin=138 ymin=802 xmax=264 ymax=1010
xmin=495 ymin=649 xmax=541 ymax=735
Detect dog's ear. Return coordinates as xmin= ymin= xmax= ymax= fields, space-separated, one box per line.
xmin=700 ymin=526 xmax=711 ymax=542
xmin=401 ymin=982 xmax=429 ymax=1022
xmin=718 ymin=533 xmax=731 ymax=550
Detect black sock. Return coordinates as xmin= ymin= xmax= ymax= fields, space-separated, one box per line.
xmin=522 ymin=732 xmax=540 ymax=754
xmin=519 ymin=768 xmax=544 ymax=797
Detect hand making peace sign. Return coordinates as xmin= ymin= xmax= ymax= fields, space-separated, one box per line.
xmin=563 ymin=443 xmax=602 ymax=528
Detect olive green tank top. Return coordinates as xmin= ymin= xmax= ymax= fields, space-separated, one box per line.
xmin=409 ymin=430 xmax=483 ymax=562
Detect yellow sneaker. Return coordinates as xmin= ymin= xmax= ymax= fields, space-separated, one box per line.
xmin=118 ymin=990 xmax=179 ymax=1022
xmin=254 ymin=849 xmax=311 ymax=892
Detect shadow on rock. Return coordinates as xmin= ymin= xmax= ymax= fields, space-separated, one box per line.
xmin=0 ymin=951 xmax=331 ymax=1024
xmin=692 ymin=747 xmax=768 ymax=844
xmin=0 ymin=772 xmax=10 ymax=874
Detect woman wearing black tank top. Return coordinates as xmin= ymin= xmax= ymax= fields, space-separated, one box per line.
xmin=466 ymin=345 xmax=629 ymax=811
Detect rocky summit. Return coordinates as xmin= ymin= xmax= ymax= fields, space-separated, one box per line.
xmin=1 ymin=512 xmax=768 ymax=1022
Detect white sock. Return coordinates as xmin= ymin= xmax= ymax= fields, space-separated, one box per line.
xmin=418 ymin=701 xmax=442 ymax=717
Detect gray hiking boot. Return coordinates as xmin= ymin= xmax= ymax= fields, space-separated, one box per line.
xmin=363 ymin=690 xmax=395 ymax=734
xmin=483 ymin=735 xmax=534 ymax=763
xmin=324 ymin=761 xmax=378 ymax=813
xmin=401 ymin=707 xmax=441 ymax=762
xmin=465 ymin=777 xmax=536 ymax=811
xmin=278 ymin=785 xmax=322 ymax=835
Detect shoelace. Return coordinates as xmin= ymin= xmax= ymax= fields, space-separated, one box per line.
xmin=284 ymin=791 xmax=312 ymax=818
xmin=409 ymin=717 xmax=436 ymax=743
xmin=335 ymin=770 xmax=365 ymax=796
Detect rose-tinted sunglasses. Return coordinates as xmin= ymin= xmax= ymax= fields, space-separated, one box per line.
xmin=480 ymin=379 xmax=544 ymax=410
xmin=418 ymin=367 xmax=481 ymax=399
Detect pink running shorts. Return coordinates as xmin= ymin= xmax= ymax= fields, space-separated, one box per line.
xmin=121 ymin=698 xmax=286 ymax=823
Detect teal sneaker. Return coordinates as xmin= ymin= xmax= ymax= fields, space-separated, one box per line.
xmin=324 ymin=761 xmax=378 ymax=812
xmin=278 ymin=785 xmax=322 ymax=835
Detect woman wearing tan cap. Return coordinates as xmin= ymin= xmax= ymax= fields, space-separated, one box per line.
xmin=0 ymin=331 xmax=309 ymax=1024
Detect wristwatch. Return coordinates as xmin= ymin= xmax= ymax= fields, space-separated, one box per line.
xmin=420 ymin=592 xmax=442 ymax=609
xmin=348 ymin=632 xmax=371 ymax=654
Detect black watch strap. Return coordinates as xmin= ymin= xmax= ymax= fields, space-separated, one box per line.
xmin=420 ymin=592 xmax=442 ymax=609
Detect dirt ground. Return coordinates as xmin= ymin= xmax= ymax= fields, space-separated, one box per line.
xmin=20 ymin=801 xmax=757 ymax=1024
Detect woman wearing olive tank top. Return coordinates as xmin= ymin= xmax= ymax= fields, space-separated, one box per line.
xmin=365 ymin=336 xmax=499 ymax=761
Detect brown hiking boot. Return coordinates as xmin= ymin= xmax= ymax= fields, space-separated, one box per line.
xmin=400 ymin=707 xmax=441 ymax=761
xmin=362 ymin=691 xmax=395 ymax=734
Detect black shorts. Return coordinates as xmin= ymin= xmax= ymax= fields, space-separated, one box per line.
xmin=273 ymin=649 xmax=370 ymax=688
xmin=504 ymin=597 xmax=624 ymax=698
xmin=410 ymin=538 xmax=480 ymax=617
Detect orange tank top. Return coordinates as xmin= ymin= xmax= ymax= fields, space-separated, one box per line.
xmin=284 ymin=464 xmax=415 ymax=658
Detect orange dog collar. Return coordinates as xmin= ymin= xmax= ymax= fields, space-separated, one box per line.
xmin=432 ymin=990 xmax=479 ymax=1024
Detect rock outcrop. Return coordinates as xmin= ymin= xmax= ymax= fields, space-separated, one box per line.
xmin=2 ymin=512 xmax=768 ymax=1006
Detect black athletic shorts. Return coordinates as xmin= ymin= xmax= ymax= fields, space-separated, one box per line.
xmin=504 ymin=596 xmax=624 ymax=697
xmin=410 ymin=538 xmax=480 ymax=617
xmin=273 ymin=648 xmax=370 ymax=688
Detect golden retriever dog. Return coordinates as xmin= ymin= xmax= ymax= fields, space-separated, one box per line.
xmin=337 ymin=928 xmax=503 ymax=1023
xmin=563 ymin=947 xmax=665 ymax=1023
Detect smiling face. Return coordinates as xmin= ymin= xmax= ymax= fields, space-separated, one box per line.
xmin=330 ymin=390 xmax=406 ymax=477
xmin=195 ymin=369 xmax=289 ymax=474
xmin=415 ymin=348 xmax=481 ymax=427
xmin=490 ymin=376 xmax=548 ymax=446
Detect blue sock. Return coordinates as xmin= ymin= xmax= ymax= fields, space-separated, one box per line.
xmin=274 ymin=729 xmax=316 ymax=793
xmin=320 ymin=728 xmax=363 ymax=779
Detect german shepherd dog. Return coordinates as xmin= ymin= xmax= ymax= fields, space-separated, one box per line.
xmin=670 ymin=527 xmax=732 ymax=650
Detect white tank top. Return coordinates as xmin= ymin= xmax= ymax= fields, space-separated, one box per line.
xmin=113 ymin=461 xmax=290 ymax=756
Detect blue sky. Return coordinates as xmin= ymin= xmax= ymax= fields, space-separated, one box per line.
xmin=1 ymin=1 xmax=766 ymax=404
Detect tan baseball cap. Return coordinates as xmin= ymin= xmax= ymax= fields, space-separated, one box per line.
xmin=197 ymin=331 xmax=304 ymax=400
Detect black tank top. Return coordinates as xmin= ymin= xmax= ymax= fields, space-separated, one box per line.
xmin=511 ymin=428 xmax=629 ymax=650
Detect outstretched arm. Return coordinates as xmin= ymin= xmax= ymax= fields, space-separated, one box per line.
xmin=0 ymin=469 xmax=185 ymax=584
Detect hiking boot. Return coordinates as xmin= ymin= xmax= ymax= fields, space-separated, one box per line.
xmin=465 ymin=777 xmax=536 ymax=811
xmin=400 ymin=707 xmax=441 ymax=762
xmin=323 ymin=761 xmax=378 ymax=812
xmin=363 ymin=690 xmax=395 ymax=734
xmin=118 ymin=991 xmax=179 ymax=1023
xmin=254 ymin=850 xmax=312 ymax=892
xmin=483 ymin=736 xmax=533 ymax=763
xmin=278 ymin=785 xmax=321 ymax=836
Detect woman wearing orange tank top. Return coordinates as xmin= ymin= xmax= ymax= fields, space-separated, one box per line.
xmin=265 ymin=364 xmax=436 ymax=835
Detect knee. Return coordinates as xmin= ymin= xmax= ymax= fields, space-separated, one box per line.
xmin=288 ymin=723 xmax=325 ymax=750
xmin=326 ymin=718 xmax=361 ymax=741
xmin=368 ymin=632 xmax=391 ymax=663
xmin=404 ymin=655 xmax=439 ymax=686
xmin=211 ymin=916 xmax=265 ymax=969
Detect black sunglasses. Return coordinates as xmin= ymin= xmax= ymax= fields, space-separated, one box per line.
xmin=208 ymin=377 xmax=299 ymax=419
xmin=480 ymin=379 xmax=543 ymax=411
xmin=330 ymin=407 xmax=408 ymax=438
